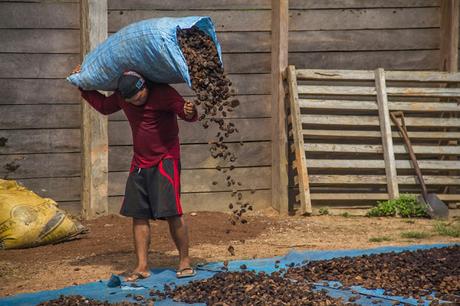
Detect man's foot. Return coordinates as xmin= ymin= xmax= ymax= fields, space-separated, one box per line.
xmin=124 ymin=271 xmax=151 ymax=282
xmin=176 ymin=267 xmax=196 ymax=279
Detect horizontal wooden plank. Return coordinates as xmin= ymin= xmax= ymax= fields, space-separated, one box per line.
xmin=110 ymin=95 xmax=271 ymax=121
xmin=289 ymin=7 xmax=439 ymax=31
xmin=290 ymin=29 xmax=439 ymax=52
xmin=304 ymin=143 xmax=460 ymax=155
xmin=109 ymin=10 xmax=271 ymax=32
xmin=0 ymin=29 xmax=80 ymax=53
xmin=108 ymin=0 xmax=439 ymax=10
xmin=308 ymin=175 xmax=460 ymax=185
xmin=290 ymin=50 xmax=439 ymax=70
xmin=310 ymin=193 xmax=389 ymax=200
xmin=0 ymin=105 xmax=80 ymax=129
xmin=0 ymin=129 xmax=80 ymax=154
xmin=0 ymin=54 xmax=79 ymax=79
xmin=387 ymin=87 xmax=460 ymax=97
xmin=298 ymin=85 xmax=376 ymax=96
xmin=0 ymin=3 xmax=79 ymax=29
xmin=16 ymin=177 xmax=80 ymax=202
xmin=302 ymin=129 xmax=460 ymax=140
xmin=300 ymin=99 xmax=460 ymax=112
xmin=109 ymin=142 xmax=271 ymax=171
xmin=222 ymin=53 xmax=270 ymax=74
xmin=0 ymin=79 xmax=78 ymax=104
xmin=109 ymin=167 xmax=271 ymax=195
xmin=301 ymin=114 xmax=460 ymax=127
xmin=0 ymin=153 xmax=80 ymax=179
xmin=109 ymin=118 xmax=271 ymax=145
xmin=306 ymin=159 xmax=460 ymax=170
xmin=172 ymin=74 xmax=271 ymax=96
xmin=296 ymin=69 xmax=460 ymax=83
xmin=108 ymin=190 xmax=271 ymax=214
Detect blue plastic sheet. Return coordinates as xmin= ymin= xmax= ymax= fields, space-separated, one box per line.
xmin=67 ymin=16 xmax=222 ymax=90
xmin=1 ymin=244 xmax=457 ymax=306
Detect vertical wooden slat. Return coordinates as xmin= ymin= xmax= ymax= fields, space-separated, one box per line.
xmin=287 ymin=66 xmax=312 ymax=214
xmin=271 ymin=0 xmax=289 ymax=215
xmin=80 ymin=0 xmax=108 ymax=219
xmin=440 ymin=0 xmax=459 ymax=72
xmin=375 ymin=68 xmax=399 ymax=199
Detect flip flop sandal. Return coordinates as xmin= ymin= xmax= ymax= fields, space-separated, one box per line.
xmin=176 ymin=267 xmax=197 ymax=279
xmin=124 ymin=271 xmax=151 ymax=282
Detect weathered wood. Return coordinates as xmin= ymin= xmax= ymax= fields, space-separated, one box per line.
xmin=301 ymin=114 xmax=460 ymax=127
xmin=307 ymin=159 xmax=460 ymax=170
xmin=0 ymin=105 xmax=80 ymax=129
xmin=302 ymin=129 xmax=460 ymax=140
xmin=289 ymin=50 xmax=439 ymax=70
xmin=298 ymin=85 xmax=376 ymax=96
xmin=0 ymin=79 xmax=78 ymax=104
xmin=0 ymin=153 xmax=80 ymax=179
xmin=439 ymin=0 xmax=459 ymax=71
xmin=375 ymin=68 xmax=399 ymax=198
xmin=287 ymin=66 xmax=312 ymax=214
xmin=109 ymin=118 xmax=271 ymax=145
xmin=310 ymin=193 xmax=389 ymax=200
xmin=80 ymin=0 xmax=108 ymax=219
xmin=108 ymin=0 xmax=439 ymax=10
xmin=289 ymin=29 xmax=438 ymax=52
xmin=172 ymin=74 xmax=271 ymax=96
xmin=0 ymin=129 xmax=80 ymax=154
xmin=308 ymin=175 xmax=460 ymax=185
xmin=16 ymin=177 xmax=80 ymax=202
xmin=300 ymin=99 xmax=460 ymax=112
xmin=0 ymin=2 xmax=79 ymax=29
xmin=109 ymin=10 xmax=270 ymax=32
xmin=386 ymin=86 xmax=460 ymax=97
xmin=271 ymin=0 xmax=289 ymax=215
xmin=289 ymin=7 xmax=439 ymax=31
xmin=0 ymin=54 xmax=79 ymax=78
xmin=108 ymin=190 xmax=271 ymax=214
xmin=297 ymin=69 xmax=460 ymax=83
xmin=0 ymin=29 xmax=80 ymax=53
xmin=109 ymin=142 xmax=271 ymax=171
xmin=109 ymin=167 xmax=271 ymax=195
xmin=304 ymin=143 xmax=460 ymax=155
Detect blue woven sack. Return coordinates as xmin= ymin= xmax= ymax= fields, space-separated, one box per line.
xmin=67 ymin=16 xmax=222 ymax=90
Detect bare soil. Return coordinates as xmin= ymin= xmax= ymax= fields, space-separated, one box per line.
xmin=1 ymin=209 xmax=459 ymax=297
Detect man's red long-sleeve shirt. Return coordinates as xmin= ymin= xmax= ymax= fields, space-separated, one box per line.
xmin=80 ymin=83 xmax=197 ymax=171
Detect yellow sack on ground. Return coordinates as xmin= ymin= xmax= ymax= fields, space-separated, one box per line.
xmin=0 ymin=179 xmax=86 ymax=250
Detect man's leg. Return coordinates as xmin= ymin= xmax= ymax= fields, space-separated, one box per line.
xmin=132 ymin=218 xmax=151 ymax=275
xmin=167 ymin=215 xmax=191 ymax=271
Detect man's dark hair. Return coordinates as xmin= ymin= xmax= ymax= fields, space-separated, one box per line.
xmin=117 ymin=71 xmax=146 ymax=99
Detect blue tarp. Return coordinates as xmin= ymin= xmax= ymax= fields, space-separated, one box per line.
xmin=1 ymin=244 xmax=457 ymax=306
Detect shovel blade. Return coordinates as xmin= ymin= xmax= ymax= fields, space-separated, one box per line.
xmin=416 ymin=194 xmax=449 ymax=220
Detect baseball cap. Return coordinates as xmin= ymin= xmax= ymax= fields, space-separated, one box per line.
xmin=117 ymin=71 xmax=146 ymax=99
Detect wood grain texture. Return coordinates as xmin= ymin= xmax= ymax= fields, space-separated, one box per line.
xmin=0 ymin=54 xmax=79 ymax=78
xmin=0 ymin=79 xmax=78 ymax=104
xmin=0 ymin=29 xmax=80 ymax=53
xmin=0 ymin=105 xmax=80 ymax=129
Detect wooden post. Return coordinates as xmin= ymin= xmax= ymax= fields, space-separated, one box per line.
xmin=271 ymin=0 xmax=289 ymax=215
xmin=375 ymin=68 xmax=399 ymax=199
xmin=440 ymin=0 xmax=459 ymax=72
xmin=439 ymin=0 xmax=459 ymax=199
xmin=287 ymin=66 xmax=312 ymax=214
xmin=80 ymin=0 xmax=108 ymax=219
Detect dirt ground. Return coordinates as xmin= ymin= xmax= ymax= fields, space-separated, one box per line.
xmin=1 ymin=209 xmax=459 ymax=297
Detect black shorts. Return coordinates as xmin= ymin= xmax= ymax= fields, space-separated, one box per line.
xmin=120 ymin=158 xmax=183 ymax=220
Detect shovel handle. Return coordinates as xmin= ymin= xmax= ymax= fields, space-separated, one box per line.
xmin=390 ymin=111 xmax=430 ymax=202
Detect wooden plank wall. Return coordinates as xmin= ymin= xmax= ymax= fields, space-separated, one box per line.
xmin=287 ymin=0 xmax=444 ymax=213
xmin=106 ymin=0 xmax=272 ymax=213
xmin=0 ymin=0 xmax=82 ymax=215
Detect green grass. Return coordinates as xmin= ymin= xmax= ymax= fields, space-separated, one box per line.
xmin=369 ymin=236 xmax=392 ymax=243
xmin=434 ymin=222 xmax=460 ymax=238
xmin=400 ymin=231 xmax=431 ymax=239
xmin=318 ymin=207 xmax=329 ymax=215
xmin=367 ymin=195 xmax=428 ymax=218
xmin=341 ymin=212 xmax=351 ymax=218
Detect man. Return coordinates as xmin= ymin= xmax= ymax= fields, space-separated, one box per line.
xmin=72 ymin=66 xmax=198 ymax=281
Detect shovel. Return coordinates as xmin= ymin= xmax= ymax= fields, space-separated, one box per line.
xmin=390 ymin=111 xmax=449 ymax=219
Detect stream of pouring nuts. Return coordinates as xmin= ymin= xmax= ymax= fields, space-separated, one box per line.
xmin=177 ymin=26 xmax=253 ymax=256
